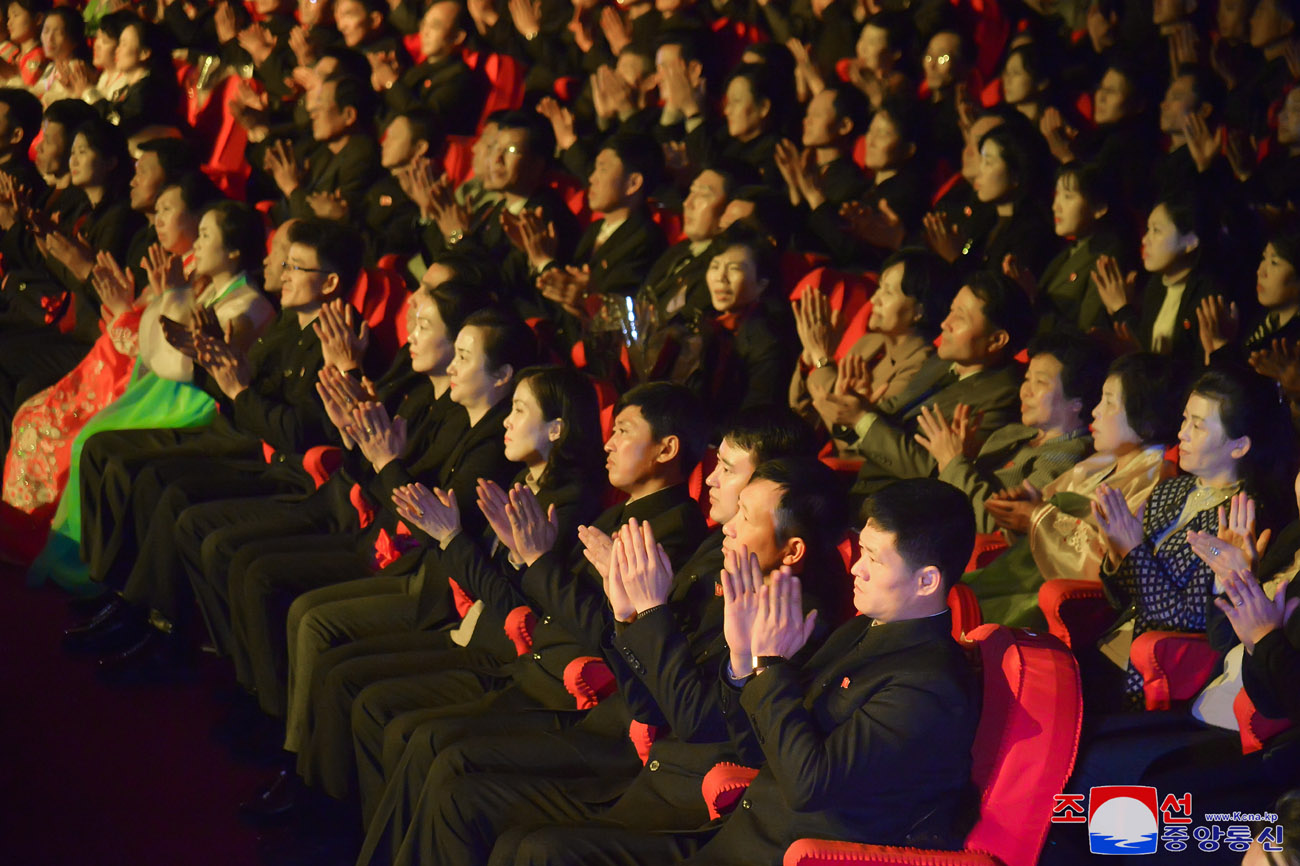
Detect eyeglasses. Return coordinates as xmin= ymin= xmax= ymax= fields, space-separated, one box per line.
xmin=924 ymin=53 xmax=952 ymax=66
xmin=282 ymin=261 xmax=331 ymax=274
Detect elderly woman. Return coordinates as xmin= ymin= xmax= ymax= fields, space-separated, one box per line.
xmin=1084 ymin=366 xmax=1294 ymax=711
xmin=789 ymin=247 xmax=954 ymax=440
xmin=964 ymin=353 xmax=1185 ymax=626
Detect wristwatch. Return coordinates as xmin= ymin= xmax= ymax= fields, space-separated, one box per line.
xmin=446 ymin=228 xmax=465 ymax=246
xmin=752 ymin=655 xmax=787 ymax=674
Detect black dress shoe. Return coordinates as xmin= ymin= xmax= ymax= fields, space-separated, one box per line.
xmin=63 ymin=596 xmax=126 ymax=637
xmin=62 ymin=603 xmax=146 ymax=653
xmin=240 ymin=768 xmax=304 ymax=823
xmin=96 ymin=631 xmax=194 ymax=685
xmin=66 ymin=591 xmax=112 ymax=618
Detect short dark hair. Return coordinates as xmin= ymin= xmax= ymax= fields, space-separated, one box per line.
xmin=601 ymin=133 xmax=663 ymax=201
xmin=1106 ymin=353 xmax=1185 ymax=445
xmin=863 ymin=10 xmax=911 ymax=54
xmin=430 ymin=249 xmax=497 ymax=290
xmin=725 ymin=184 xmax=791 ymax=245
xmin=163 ymin=171 xmax=224 ymax=215
xmin=72 ymin=116 xmax=130 ymax=192
xmin=395 ymin=109 xmax=442 ymax=152
xmin=328 ymin=76 xmax=377 ymax=132
xmin=875 ymin=95 xmax=926 ymax=158
xmin=700 ymin=159 xmax=761 ymax=200
xmin=96 ymin=9 xmax=133 ymax=41
xmin=318 ymin=47 xmax=373 ymax=83
xmin=339 ymin=0 xmax=387 ymax=17
xmin=496 ymin=111 xmax=555 ymax=168
xmin=720 ymin=407 xmax=819 ymax=465
xmin=137 ymin=137 xmax=201 ymax=184
xmin=288 ymin=218 xmax=363 ymax=289
xmin=964 ymin=270 xmax=1034 ymax=355
xmin=424 ymin=278 xmax=491 ymax=336
xmin=1027 ymin=332 xmax=1109 ymax=412
xmin=459 ymin=307 xmax=538 ymax=378
xmin=825 ymin=84 xmax=871 ymax=139
xmin=1189 ymin=365 xmax=1296 ymax=501
xmin=860 ymin=478 xmax=975 ymax=591
xmin=1173 ymin=62 xmax=1225 ymax=121
xmin=0 ymin=88 xmax=42 ymax=146
xmin=751 ymin=458 xmax=850 ymax=561
xmin=882 ymin=247 xmax=956 ymax=338
xmin=43 ymin=99 xmax=98 ymax=139
xmin=514 ymin=366 xmax=605 ymax=487
xmin=977 ymin=120 xmax=1051 ymax=206
xmin=1055 ymin=160 xmax=1116 ymax=215
xmin=714 ymin=226 xmax=778 ymax=297
xmin=615 ymin=382 xmax=709 ymax=475
xmin=1267 ymin=220 xmax=1300 ymax=270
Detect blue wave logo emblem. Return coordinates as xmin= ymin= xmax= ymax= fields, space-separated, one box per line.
xmin=1089 ymin=832 xmax=1159 ymax=855
xmin=1088 ymin=791 xmax=1159 ymax=855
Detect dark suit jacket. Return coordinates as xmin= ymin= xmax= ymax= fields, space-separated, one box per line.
xmin=287 ymin=133 xmax=383 ymax=220
xmin=639 ymin=237 xmax=726 ymax=326
xmin=1036 ymin=226 xmax=1129 ymax=335
xmin=574 ymin=208 xmax=667 ymax=300
xmin=381 ymin=54 xmax=487 ymax=135
xmin=373 ymin=397 xmax=517 ymax=555
xmin=510 ymin=483 xmax=709 ymax=709
xmin=684 ymin=611 xmax=979 ymax=864
xmin=203 ymin=312 xmax=331 ymax=454
xmin=550 ymin=208 xmax=667 ymax=348
xmin=1114 ymin=267 xmax=1220 ymax=366
xmin=691 ymin=299 xmax=798 ymax=418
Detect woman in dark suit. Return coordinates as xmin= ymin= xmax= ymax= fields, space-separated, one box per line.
xmin=254 ymin=365 xmax=607 ymax=810
xmin=692 ymin=229 xmax=797 ymax=422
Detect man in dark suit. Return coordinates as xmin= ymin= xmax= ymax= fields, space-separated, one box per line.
xmin=420 ymin=111 xmax=579 ymax=317
xmin=531 ymin=133 xmax=666 ymax=351
xmin=372 ymin=0 xmax=486 ymax=134
xmin=636 ymin=162 xmax=756 ymax=328
xmin=267 ymin=75 xmax=383 ymax=222
xmin=386 ymin=453 xmax=848 ymax=866
xmin=505 ymin=476 xmax=981 ymax=865
xmin=811 ymin=270 xmax=1030 ymax=503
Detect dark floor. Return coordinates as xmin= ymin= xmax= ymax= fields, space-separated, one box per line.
xmin=0 ymin=566 xmax=278 ymax=866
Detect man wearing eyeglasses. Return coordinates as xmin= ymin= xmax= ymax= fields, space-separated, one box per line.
xmin=65 ymin=219 xmax=361 ymax=682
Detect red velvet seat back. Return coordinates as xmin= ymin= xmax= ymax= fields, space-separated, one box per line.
xmin=961 ymin=624 xmax=1083 ymax=866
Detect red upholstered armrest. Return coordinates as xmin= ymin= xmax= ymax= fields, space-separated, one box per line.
xmin=818 ymin=455 xmax=865 ymax=477
xmin=447 ymin=578 xmax=475 ymax=619
xmin=946 ymin=583 xmax=983 ymax=640
xmin=702 ymin=762 xmax=760 ymax=820
xmin=1233 ymin=685 xmax=1294 ymax=755
xmin=303 ymin=445 xmax=343 ymax=489
xmin=1130 ymin=631 xmax=1221 ymax=711
xmin=966 ymin=532 xmax=1009 ymax=572
xmin=628 ymin=720 xmax=660 ymax=765
xmin=564 ymin=656 xmax=616 ymax=709
xmin=1037 ymin=579 xmax=1112 ymax=650
xmin=783 ymin=841 xmax=1000 ymax=866
xmin=503 ymin=606 xmax=537 ymax=656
